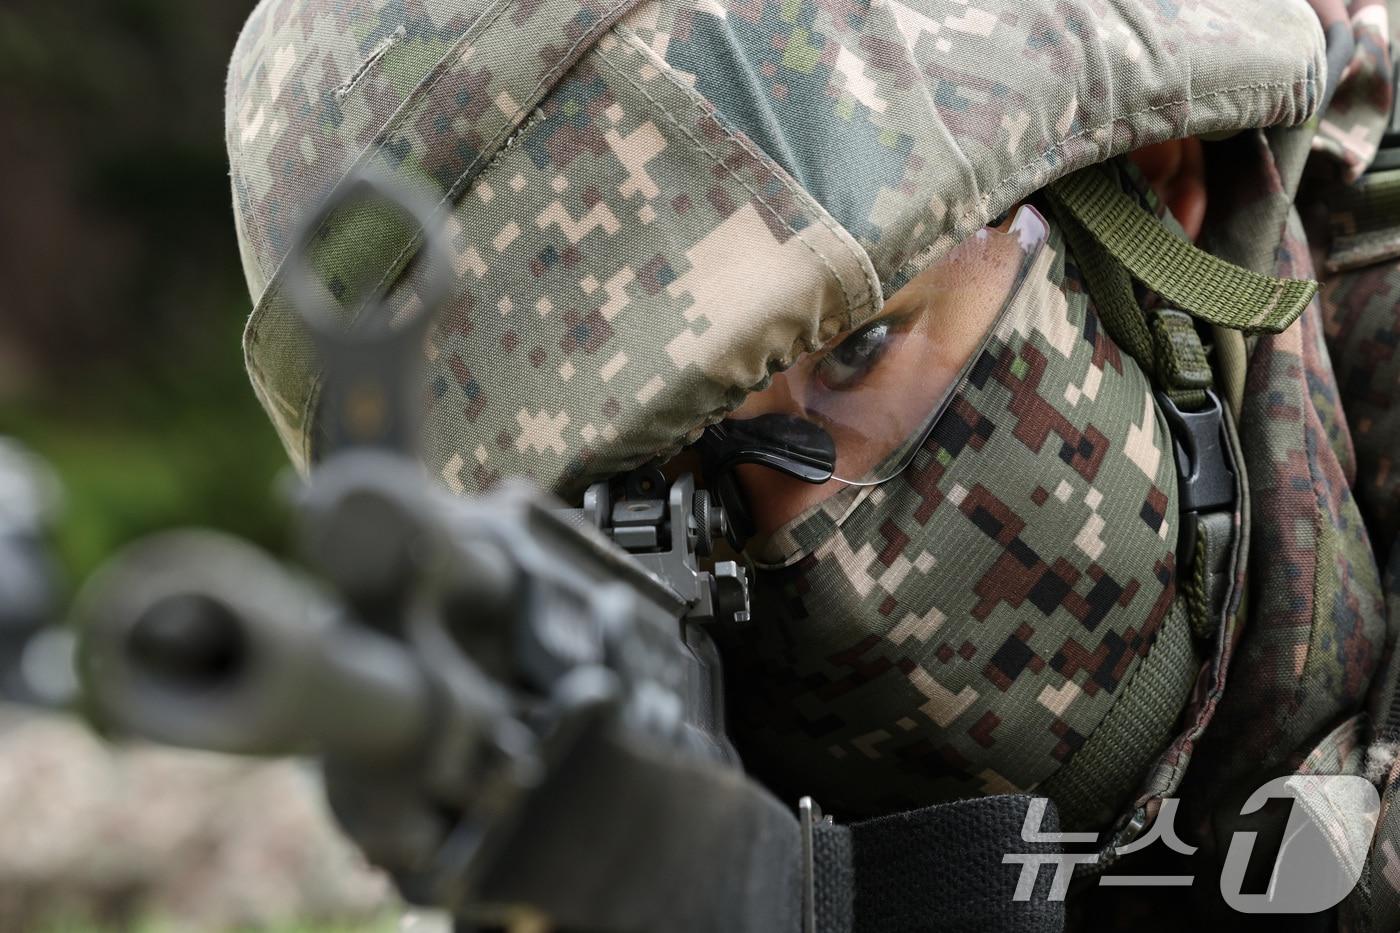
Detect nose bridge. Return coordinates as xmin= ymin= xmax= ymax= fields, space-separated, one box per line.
xmin=733 ymin=370 xmax=803 ymax=419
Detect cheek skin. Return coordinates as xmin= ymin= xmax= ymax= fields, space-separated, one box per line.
xmin=1128 ymin=138 xmax=1206 ymax=241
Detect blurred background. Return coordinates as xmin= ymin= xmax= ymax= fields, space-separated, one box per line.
xmin=0 ymin=3 xmax=406 ymax=930
xmin=0 ymin=0 xmax=286 ymax=582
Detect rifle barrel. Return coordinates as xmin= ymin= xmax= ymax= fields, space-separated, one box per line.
xmin=78 ymin=531 xmax=434 ymax=762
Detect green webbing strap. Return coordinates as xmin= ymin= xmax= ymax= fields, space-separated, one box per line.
xmin=1188 ymin=511 xmax=1235 ymax=641
xmin=1214 ymin=327 xmax=1248 ymax=420
xmin=1149 ymin=308 xmax=1212 ymax=412
xmin=1053 ymin=205 xmax=1159 ymax=382
xmin=1047 ymin=184 xmax=1208 ymax=410
xmin=1047 ymin=165 xmax=1318 ymax=335
xmin=1040 ymin=164 xmax=1268 ymax=834
xmin=1038 ymin=598 xmax=1199 ymax=831
xmin=1332 ymin=168 xmax=1400 ymax=234
xmin=1325 ymin=168 xmax=1400 ymax=273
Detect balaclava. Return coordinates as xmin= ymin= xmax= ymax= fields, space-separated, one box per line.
xmin=722 ymin=214 xmax=1186 ymax=820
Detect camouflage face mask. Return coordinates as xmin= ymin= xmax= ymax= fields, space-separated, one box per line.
xmin=717 ymin=217 xmax=1183 ymax=819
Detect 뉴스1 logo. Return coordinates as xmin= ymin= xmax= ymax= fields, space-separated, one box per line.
xmin=1004 ymin=775 xmax=1380 ymax=913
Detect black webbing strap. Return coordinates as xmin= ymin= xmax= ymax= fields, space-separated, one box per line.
xmin=813 ymin=795 xmax=1066 ymax=933
xmin=813 ymin=816 xmax=854 ymax=933
xmin=464 ymin=712 xmax=1066 ymax=932
xmin=468 ymin=725 xmax=804 ymax=932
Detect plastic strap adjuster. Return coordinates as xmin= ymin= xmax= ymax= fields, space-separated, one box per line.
xmin=1155 ymin=388 xmax=1236 ymax=573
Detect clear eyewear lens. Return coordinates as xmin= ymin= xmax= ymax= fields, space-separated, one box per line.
xmin=732 ymin=203 xmax=1050 ymax=486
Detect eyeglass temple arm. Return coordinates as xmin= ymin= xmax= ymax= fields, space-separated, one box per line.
xmin=699 ymin=415 xmax=836 ymax=485
xmin=696 ymin=415 xmax=836 ymax=550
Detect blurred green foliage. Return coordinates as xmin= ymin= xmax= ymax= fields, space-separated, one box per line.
xmin=0 ymin=11 xmax=409 ymax=933
xmin=0 ymin=0 xmax=289 ymax=585
xmin=0 ymin=320 xmax=291 ymax=585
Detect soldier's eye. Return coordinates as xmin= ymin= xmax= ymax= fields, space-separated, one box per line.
xmin=814 ymin=318 xmax=903 ymax=391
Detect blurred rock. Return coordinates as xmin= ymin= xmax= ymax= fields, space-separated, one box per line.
xmin=0 ymin=705 xmax=395 ymax=930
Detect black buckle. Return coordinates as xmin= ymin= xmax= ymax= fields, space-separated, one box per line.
xmin=1156 ymin=389 xmax=1236 ymax=571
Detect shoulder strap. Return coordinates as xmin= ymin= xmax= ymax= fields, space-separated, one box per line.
xmin=1047 ymin=165 xmax=1317 ymax=336
xmin=809 ymin=795 xmax=1067 ymax=933
xmin=1040 ymin=163 xmax=1295 ymax=835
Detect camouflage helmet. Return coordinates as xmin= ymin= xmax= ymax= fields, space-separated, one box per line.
xmin=226 ymin=0 xmax=1327 ymax=824
xmin=227 ymin=0 xmax=1325 ymax=495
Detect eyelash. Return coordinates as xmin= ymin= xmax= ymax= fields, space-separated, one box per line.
xmin=813 ymin=313 xmax=915 ymax=388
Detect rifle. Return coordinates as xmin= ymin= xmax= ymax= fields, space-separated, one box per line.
xmin=74 ymin=173 xmax=1067 ymax=933
xmin=74 ymin=172 xmax=820 ymax=932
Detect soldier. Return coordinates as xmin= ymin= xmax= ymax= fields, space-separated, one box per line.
xmin=224 ymin=0 xmax=1399 ymax=928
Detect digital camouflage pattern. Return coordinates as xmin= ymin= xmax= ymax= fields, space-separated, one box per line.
xmin=1324 ymin=258 xmax=1400 ymax=560
xmin=720 ymin=222 xmax=1186 ymax=819
xmin=1314 ymin=0 xmax=1395 ymax=181
xmin=227 ymin=0 xmax=1324 ymax=497
xmin=1316 ymin=2 xmax=1400 ymax=926
xmin=224 ymin=0 xmax=1400 ymax=928
xmin=1159 ymin=204 xmax=1388 ymax=927
xmin=232 ymin=0 xmax=879 ymax=492
xmin=1071 ymin=1 xmax=1400 ymax=928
